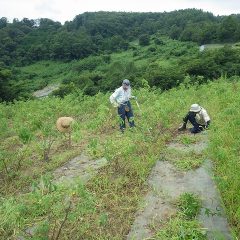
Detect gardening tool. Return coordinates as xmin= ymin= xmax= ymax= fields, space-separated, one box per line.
xmin=134 ymin=98 xmax=152 ymax=135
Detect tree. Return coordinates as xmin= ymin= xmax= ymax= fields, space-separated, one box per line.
xmin=0 ymin=67 xmax=12 ymax=101
xmin=219 ymin=16 xmax=238 ymax=42
xmin=139 ymin=34 xmax=150 ymax=46
xmin=0 ymin=17 xmax=7 ymax=29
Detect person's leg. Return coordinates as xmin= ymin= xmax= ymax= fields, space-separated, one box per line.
xmin=190 ymin=127 xmax=202 ymax=133
xmin=118 ymin=105 xmax=126 ymax=131
xmin=126 ymin=102 xmax=135 ymax=128
xmin=188 ymin=112 xmax=201 ymax=133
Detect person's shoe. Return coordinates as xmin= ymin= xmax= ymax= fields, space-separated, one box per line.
xmin=178 ymin=123 xmax=187 ymax=131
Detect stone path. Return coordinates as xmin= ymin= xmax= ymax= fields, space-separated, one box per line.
xmin=127 ymin=133 xmax=233 ymax=240
xmin=53 ymin=153 xmax=107 ymax=185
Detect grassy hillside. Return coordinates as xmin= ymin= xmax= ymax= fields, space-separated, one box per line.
xmin=10 ymin=36 xmax=198 ymax=98
xmin=7 ymin=35 xmax=240 ymax=102
xmin=0 ymin=77 xmax=240 ymax=238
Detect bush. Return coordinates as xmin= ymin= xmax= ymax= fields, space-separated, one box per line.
xmin=148 ymin=46 xmax=157 ymax=52
xmin=73 ymin=56 xmax=103 ymax=72
xmin=145 ymin=64 xmax=185 ymax=90
xmin=139 ymin=34 xmax=150 ymax=46
xmin=52 ymin=83 xmax=76 ymax=98
xmin=154 ymin=38 xmax=164 ymax=45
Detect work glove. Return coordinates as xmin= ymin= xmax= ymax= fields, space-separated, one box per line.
xmin=205 ymin=120 xmax=211 ymax=129
xmin=131 ymin=96 xmax=137 ymax=100
xmin=112 ymin=101 xmax=119 ymax=108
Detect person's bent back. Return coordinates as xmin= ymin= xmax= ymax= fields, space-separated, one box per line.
xmin=178 ymin=104 xmax=211 ymax=134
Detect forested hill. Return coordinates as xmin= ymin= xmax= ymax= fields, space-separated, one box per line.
xmin=1 ymin=9 xmax=240 ymax=66
xmin=1 ymin=9 xmax=240 ymax=102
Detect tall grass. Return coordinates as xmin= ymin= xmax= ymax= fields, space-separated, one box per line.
xmin=0 ymin=78 xmax=239 ymax=238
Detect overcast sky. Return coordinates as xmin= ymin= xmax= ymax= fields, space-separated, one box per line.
xmin=1 ymin=0 xmax=240 ymax=24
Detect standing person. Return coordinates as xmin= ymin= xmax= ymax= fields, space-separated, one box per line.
xmin=178 ymin=104 xmax=211 ymax=134
xmin=110 ymin=79 xmax=136 ymax=132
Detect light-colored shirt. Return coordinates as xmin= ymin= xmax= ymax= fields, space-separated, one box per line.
xmin=110 ymin=86 xmax=132 ymax=105
xmin=196 ymin=107 xmax=210 ymax=125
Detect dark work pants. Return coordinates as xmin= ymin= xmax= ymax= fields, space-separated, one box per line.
xmin=183 ymin=111 xmax=204 ymax=134
xmin=118 ymin=101 xmax=135 ymax=131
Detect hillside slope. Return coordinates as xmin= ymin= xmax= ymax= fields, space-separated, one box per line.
xmin=2 ymin=36 xmax=240 ymax=102
xmin=0 ymin=78 xmax=239 ymax=238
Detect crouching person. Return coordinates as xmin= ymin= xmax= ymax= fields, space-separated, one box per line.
xmin=178 ymin=104 xmax=211 ymax=134
xmin=110 ymin=79 xmax=136 ymax=132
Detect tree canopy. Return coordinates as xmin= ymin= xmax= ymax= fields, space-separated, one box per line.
xmin=1 ymin=9 xmax=240 ymax=66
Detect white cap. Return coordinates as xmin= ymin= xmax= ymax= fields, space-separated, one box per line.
xmin=190 ymin=104 xmax=201 ymax=112
xmin=122 ymin=79 xmax=130 ymax=86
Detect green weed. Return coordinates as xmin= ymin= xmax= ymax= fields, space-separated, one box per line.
xmin=0 ymin=79 xmax=239 ymax=238
xmin=164 ymin=149 xmax=204 ymax=170
xmin=175 ymin=155 xmax=204 ymax=170
xmin=154 ymin=217 xmax=207 ymax=240
xmin=154 ymin=193 xmax=206 ymax=240
xmin=176 ymin=192 xmax=201 ymax=219
xmin=178 ymin=135 xmax=198 ymax=145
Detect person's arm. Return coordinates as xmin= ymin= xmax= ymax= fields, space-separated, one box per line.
xmin=110 ymin=88 xmax=120 ymax=107
xmin=202 ymin=109 xmax=210 ymax=125
xmin=206 ymin=120 xmax=211 ymax=128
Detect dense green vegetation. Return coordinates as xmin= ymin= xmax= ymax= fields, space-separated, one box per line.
xmin=1 ymin=35 xmax=240 ymax=101
xmin=0 ymin=78 xmax=240 ymax=238
xmin=1 ymin=9 xmax=240 ymax=102
xmin=155 ymin=193 xmax=205 ymax=239
xmin=0 ymin=8 xmax=240 ymax=239
xmin=1 ymin=9 xmax=240 ymax=66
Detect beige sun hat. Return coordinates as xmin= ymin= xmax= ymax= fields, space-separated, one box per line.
xmin=190 ymin=104 xmax=201 ymax=112
xmin=56 ymin=117 xmax=74 ymax=133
